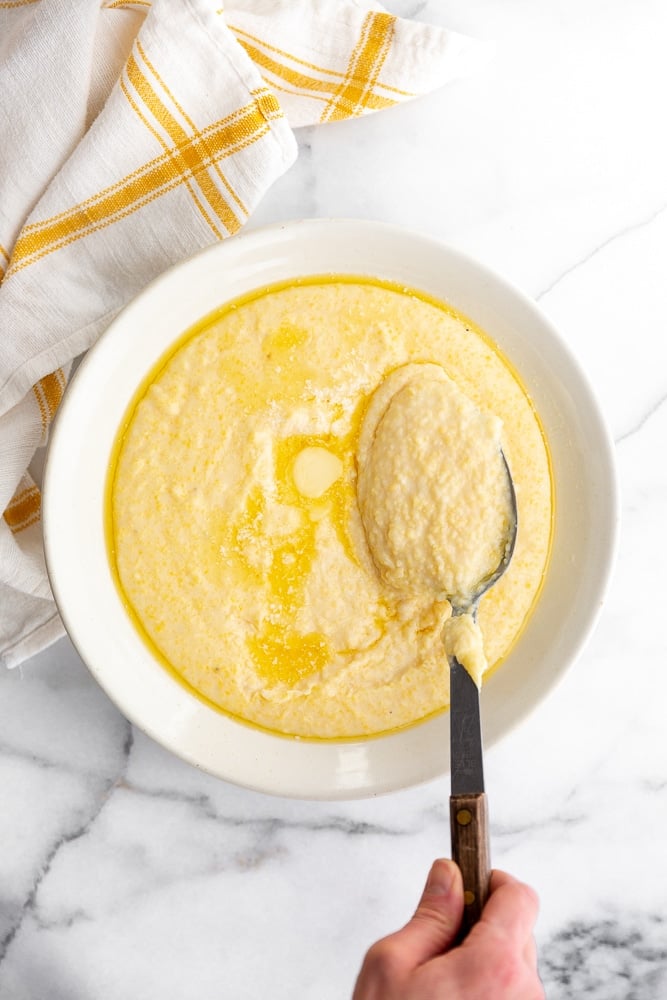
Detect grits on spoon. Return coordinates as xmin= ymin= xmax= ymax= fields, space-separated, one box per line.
xmin=356 ymin=361 xmax=518 ymax=684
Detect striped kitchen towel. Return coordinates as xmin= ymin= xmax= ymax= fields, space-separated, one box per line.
xmin=0 ymin=0 xmax=484 ymax=668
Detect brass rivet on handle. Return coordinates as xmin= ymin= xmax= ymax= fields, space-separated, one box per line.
xmin=464 ymin=890 xmax=476 ymax=906
xmin=456 ymin=808 xmax=473 ymax=826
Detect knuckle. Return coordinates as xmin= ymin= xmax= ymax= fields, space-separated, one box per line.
xmin=527 ymin=887 xmax=541 ymax=917
xmin=472 ymin=940 xmax=525 ymax=994
xmin=362 ymin=937 xmax=403 ymax=980
xmin=496 ymin=952 xmax=524 ymax=989
xmin=517 ymin=881 xmax=540 ymax=916
xmin=490 ymin=950 xmax=541 ymax=997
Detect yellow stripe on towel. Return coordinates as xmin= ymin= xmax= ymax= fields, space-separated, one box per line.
xmin=3 ymin=480 xmax=41 ymax=534
xmin=8 ymin=100 xmax=275 ymax=273
xmin=320 ymin=11 xmax=396 ymax=122
xmin=32 ymin=368 xmax=66 ymax=433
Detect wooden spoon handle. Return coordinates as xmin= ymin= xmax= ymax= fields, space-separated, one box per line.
xmin=450 ymin=791 xmax=491 ymax=937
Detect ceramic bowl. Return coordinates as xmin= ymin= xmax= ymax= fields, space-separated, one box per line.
xmin=43 ymin=219 xmax=618 ymax=799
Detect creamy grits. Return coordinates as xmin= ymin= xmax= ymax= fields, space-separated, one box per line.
xmin=441 ymin=614 xmax=488 ymax=688
xmin=110 ymin=279 xmax=552 ymax=739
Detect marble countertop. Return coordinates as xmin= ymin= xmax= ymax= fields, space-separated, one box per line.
xmin=2 ymin=2 xmax=667 ymax=997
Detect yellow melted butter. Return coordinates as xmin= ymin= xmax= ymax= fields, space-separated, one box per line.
xmin=106 ymin=275 xmax=554 ymax=741
xmin=245 ymin=431 xmax=360 ymax=687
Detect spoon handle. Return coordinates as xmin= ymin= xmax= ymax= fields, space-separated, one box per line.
xmin=449 ymin=791 xmax=490 ymax=936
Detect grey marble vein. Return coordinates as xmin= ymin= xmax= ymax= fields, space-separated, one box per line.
xmin=118 ymin=779 xmax=412 ymax=839
xmin=0 ymin=724 xmax=134 ymax=967
xmin=492 ymin=811 xmax=588 ymax=840
xmin=535 ymin=201 xmax=667 ymax=304
xmin=615 ymin=389 xmax=667 ymax=445
xmin=0 ymin=741 xmax=105 ymax=781
xmin=539 ymin=914 xmax=667 ymax=1000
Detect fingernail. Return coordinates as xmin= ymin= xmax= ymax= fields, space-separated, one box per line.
xmin=425 ymin=859 xmax=456 ymax=896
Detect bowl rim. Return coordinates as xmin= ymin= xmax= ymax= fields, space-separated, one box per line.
xmin=43 ymin=217 xmax=620 ymax=799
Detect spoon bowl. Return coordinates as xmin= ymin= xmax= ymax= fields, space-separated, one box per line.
xmin=449 ymin=450 xmax=518 ymax=618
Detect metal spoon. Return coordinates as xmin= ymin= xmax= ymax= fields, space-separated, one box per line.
xmin=448 ymin=452 xmax=518 ymax=937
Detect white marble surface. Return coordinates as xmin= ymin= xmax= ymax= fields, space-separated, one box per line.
xmin=2 ymin=1 xmax=667 ymax=997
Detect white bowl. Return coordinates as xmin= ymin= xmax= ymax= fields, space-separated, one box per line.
xmin=43 ymin=219 xmax=618 ymax=799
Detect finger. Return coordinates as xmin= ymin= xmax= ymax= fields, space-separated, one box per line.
xmin=384 ymin=858 xmax=464 ymax=967
xmin=477 ymin=869 xmax=539 ymax=948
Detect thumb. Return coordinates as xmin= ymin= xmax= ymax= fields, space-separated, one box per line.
xmin=389 ymin=859 xmax=464 ymax=966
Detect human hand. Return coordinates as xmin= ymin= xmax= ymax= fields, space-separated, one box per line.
xmin=352 ymin=859 xmax=544 ymax=999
